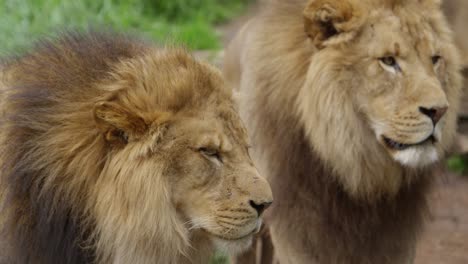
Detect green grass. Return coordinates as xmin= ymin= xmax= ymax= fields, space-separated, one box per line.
xmin=447 ymin=154 xmax=468 ymax=175
xmin=211 ymin=252 xmax=230 ymax=264
xmin=0 ymin=0 xmax=250 ymax=54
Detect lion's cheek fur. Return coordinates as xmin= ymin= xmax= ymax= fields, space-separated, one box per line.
xmin=297 ymin=52 xmax=404 ymax=198
xmin=89 ymin=152 xmax=190 ymax=263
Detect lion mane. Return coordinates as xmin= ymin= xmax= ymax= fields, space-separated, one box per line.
xmin=224 ymin=0 xmax=462 ymax=263
xmin=0 ymin=31 xmax=272 ymax=264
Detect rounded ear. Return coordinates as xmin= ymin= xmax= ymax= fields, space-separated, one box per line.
xmin=303 ymin=0 xmax=362 ymax=48
xmin=94 ymin=101 xmax=148 ymax=145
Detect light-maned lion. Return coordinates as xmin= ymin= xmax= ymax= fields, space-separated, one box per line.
xmin=0 ymin=31 xmax=273 ymax=264
xmin=224 ymin=0 xmax=462 ymax=263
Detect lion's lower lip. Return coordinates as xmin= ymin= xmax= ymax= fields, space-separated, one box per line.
xmin=382 ymin=135 xmax=435 ymax=150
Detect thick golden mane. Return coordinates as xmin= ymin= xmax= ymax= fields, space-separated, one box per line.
xmin=0 ymin=32 xmax=238 ymax=264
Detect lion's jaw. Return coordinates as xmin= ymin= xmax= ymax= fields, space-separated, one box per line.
xmin=368 ymin=87 xmax=447 ymax=169
xmin=371 ymin=117 xmax=444 ymax=168
xmin=205 ymin=218 xmax=262 ymax=254
xmin=178 ymin=162 xmax=267 ymax=255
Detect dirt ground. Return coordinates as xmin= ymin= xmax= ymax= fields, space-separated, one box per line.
xmin=415 ymin=170 xmax=468 ymax=264
xmin=211 ymin=3 xmax=468 ymax=263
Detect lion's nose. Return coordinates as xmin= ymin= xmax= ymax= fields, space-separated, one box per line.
xmin=249 ymin=200 xmax=272 ymax=216
xmin=419 ymin=106 xmax=448 ymax=125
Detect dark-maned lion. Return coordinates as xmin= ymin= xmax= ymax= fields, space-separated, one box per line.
xmin=0 ymin=31 xmax=272 ymax=264
xmin=224 ymin=0 xmax=462 ymax=263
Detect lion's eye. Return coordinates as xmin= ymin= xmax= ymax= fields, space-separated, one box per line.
xmin=379 ymin=56 xmax=401 ymax=74
xmin=432 ymin=55 xmax=441 ymax=65
xmin=199 ymin=147 xmax=222 ymax=163
xmin=380 ymin=56 xmax=397 ymax=67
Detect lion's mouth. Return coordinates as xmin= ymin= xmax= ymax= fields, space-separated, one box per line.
xmin=382 ymin=135 xmax=436 ymax=151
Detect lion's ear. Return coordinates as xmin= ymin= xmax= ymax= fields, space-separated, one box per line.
xmin=303 ymin=0 xmax=362 ymax=48
xmin=94 ymin=101 xmax=148 ymax=145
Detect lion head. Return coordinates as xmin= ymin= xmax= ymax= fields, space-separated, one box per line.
xmin=0 ymin=33 xmax=272 ymax=264
xmin=91 ymin=51 xmax=273 ymax=262
xmin=297 ymin=0 xmax=462 ymax=196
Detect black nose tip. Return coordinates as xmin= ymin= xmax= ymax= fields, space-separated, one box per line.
xmin=419 ymin=106 xmax=448 ymax=125
xmin=249 ymin=200 xmax=272 ymax=216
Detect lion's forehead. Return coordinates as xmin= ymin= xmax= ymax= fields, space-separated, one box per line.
xmin=364 ymin=9 xmax=448 ymax=58
xmin=173 ymin=112 xmax=249 ymax=149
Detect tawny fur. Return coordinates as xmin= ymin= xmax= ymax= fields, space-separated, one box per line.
xmin=442 ymin=0 xmax=468 ymax=66
xmin=0 ymin=31 xmax=273 ymax=264
xmin=224 ymin=0 xmax=462 ymax=263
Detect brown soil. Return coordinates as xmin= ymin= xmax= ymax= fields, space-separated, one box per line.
xmin=415 ymin=171 xmax=468 ymax=264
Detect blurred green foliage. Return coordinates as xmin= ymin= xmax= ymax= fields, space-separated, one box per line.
xmin=211 ymin=252 xmax=230 ymax=264
xmin=447 ymin=154 xmax=468 ymax=175
xmin=0 ymin=0 xmax=250 ymax=54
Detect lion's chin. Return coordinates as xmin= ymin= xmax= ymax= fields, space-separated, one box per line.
xmin=205 ymin=220 xmax=261 ymax=255
xmin=388 ymin=144 xmax=439 ymax=168
xmin=379 ymin=133 xmax=440 ymax=168
xmin=211 ymin=234 xmax=254 ymax=255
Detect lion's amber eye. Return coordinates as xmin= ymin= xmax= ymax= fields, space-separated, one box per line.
xmin=380 ymin=56 xmax=397 ymax=67
xmin=432 ymin=55 xmax=441 ymax=65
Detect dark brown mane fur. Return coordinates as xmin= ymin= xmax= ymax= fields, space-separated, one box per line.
xmin=0 ymin=31 xmax=147 ymax=264
xmin=255 ymin=110 xmax=430 ymax=263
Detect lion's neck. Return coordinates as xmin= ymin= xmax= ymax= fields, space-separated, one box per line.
xmin=250 ymin=103 xmax=431 ymax=263
xmin=109 ymin=229 xmax=214 ymax=264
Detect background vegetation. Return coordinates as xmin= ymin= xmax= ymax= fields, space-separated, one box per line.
xmin=0 ymin=0 xmax=250 ymax=54
xmin=447 ymin=154 xmax=468 ymax=175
